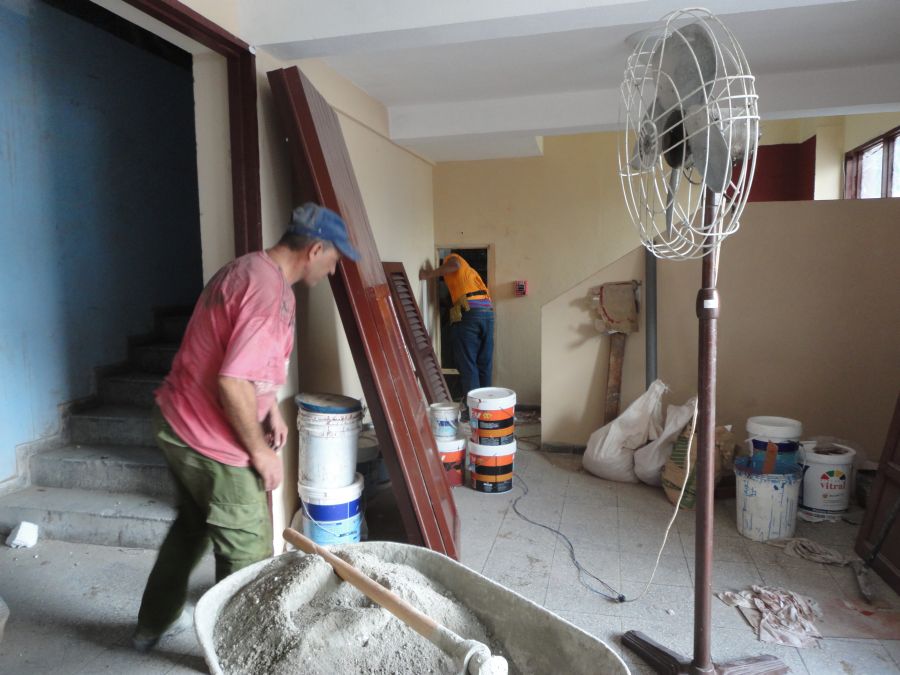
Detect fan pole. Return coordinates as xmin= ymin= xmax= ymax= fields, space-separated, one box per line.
xmin=692 ymin=192 xmax=720 ymax=674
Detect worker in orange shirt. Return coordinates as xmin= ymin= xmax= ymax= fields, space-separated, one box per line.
xmin=420 ymin=251 xmax=494 ymax=401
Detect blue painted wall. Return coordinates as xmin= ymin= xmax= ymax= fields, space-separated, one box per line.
xmin=0 ymin=1 xmax=202 ymax=478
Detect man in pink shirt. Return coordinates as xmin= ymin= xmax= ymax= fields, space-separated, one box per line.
xmin=133 ymin=203 xmax=359 ymax=651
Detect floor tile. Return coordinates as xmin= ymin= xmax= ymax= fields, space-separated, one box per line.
xmin=798 ymin=637 xmax=900 ymax=674
xmin=620 ymin=550 xmax=693 ymax=588
xmin=687 ymin=560 xmax=764 ymax=593
xmin=543 ymin=543 xmax=622 ymax=616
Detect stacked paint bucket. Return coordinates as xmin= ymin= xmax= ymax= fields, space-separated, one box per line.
xmin=429 ymin=401 xmax=465 ymax=487
xmin=735 ymin=416 xmax=804 ymax=541
xmin=293 ymin=393 xmax=364 ymax=545
xmin=467 ymin=387 xmax=516 ymax=494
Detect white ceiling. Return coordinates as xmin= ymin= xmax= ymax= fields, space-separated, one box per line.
xmin=239 ymin=0 xmax=900 ymax=162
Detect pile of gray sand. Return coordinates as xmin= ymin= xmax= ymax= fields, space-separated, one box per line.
xmin=214 ymin=550 xmax=517 ymax=675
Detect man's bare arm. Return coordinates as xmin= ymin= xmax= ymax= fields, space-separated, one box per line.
xmin=218 ymin=376 xmax=283 ymax=490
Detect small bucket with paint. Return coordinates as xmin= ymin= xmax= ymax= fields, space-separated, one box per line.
xmin=297 ymin=473 xmax=364 ymax=545
xmin=468 ymin=387 xmax=516 ymax=446
xmin=296 ymin=393 xmax=362 ymax=488
xmin=436 ymin=436 xmax=466 ymax=487
xmin=429 ymin=402 xmax=459 ymax=439
xmin=799 ymin=442 xmax=856 ymax=517
xmin=746 ymin=416 xmax=802 ymax=464
xmin=734 ymin=456 xmax=802 ymax=542
xmin=467 ymin=439 xmax=516 ymax=494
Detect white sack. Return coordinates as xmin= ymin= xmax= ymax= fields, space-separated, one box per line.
xmin=634 ymin=397 xmax=698 ymax=486
xmin=582 ymin=379 xmax=666 ymax=482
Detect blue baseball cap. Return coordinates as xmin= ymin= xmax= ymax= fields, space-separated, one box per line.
xmin=288 ymin=203 xmax=360 ymax=261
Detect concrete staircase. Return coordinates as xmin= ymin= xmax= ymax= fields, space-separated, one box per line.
xmin=0 ymin=312 xmax=190 ymax=548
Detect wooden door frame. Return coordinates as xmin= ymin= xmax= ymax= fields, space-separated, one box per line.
xmin=122 ymin=0 xmax=262 ymax=254
xmin=433 ymin=243 xmax=495 ymax=376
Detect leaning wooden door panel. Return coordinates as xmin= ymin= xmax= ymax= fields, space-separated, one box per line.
xmin=855 ymin=392 xmax=900 ymax=594
xmin=267 ymin=66 xmax=459 ymax=558
xmin=383 ymin=262 xmax=451 ymax=405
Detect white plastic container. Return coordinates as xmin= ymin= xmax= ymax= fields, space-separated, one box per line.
xmin=429 ymin=402 xmax=459 ymax=438
xmin=746 ymin=416 xmax=802 ymax=464
xmin=799 ymin=443 xmax=856 ymax=516
xmin=735 ymin=456 xmax=802 ymax=542
xmin=468 ymin=387 xmax=516 ymax=446
xmin=296 ymin=393 xmax=362 ymax=488
xmin=297 ymin=473 xmax=364 ymax=546
xmin=467 ymin=438 xmax=516 ymax=494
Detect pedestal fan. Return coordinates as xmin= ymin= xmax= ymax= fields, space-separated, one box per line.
xmin=617 ymin=8 xmax=785 ymax=674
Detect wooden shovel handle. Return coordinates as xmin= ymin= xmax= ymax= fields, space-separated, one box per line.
xmin=283 ymin=528 xmax=438 ymax=638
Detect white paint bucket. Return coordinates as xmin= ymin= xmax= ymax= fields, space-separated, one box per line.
xmin=734 ymin=456 xmax=802 ymax=542
xmin=746 ymin=416 xmax=802 ymax=464
xmin=429 ymin=402 xmax=459 ymax=438
xmin=799 ymin=443 xmax=856 ymax=516
xmin=297 ymin=473 xmax=364 ymax=546
xmin=295 ymin=393 xmax=362 ymax=488
xmin=468 ymin=387 xmax=516 ymax=446
xmin=467 ymin=438 xmax=516 ymax=494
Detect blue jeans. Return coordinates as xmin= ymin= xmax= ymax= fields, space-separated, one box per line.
xmin=450 ymin=308 xmax=494 ymax=399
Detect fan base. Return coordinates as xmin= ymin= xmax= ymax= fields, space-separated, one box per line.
xmin=622 ymin=630 xmax=790 ymax=675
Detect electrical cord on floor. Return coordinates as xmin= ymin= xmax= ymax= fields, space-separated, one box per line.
xmin=512 ymin=472 xmax=624 ymax=603
xmin=510 ymin=403 xmax=697 ymax=604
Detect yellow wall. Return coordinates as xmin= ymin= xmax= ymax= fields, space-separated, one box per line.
xmin=844 ymin=112 xmax=900 ymax=152
xmin=433 ymin=133 xmax=639 ymax=403
xmin=541 ymin=199 xmax=900 ymax=463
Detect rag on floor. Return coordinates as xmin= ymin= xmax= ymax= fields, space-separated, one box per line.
xmin=717 ymin=585 xmax=822 ymax=648
xmin=766 ymin=538 xmax=855 ymax=566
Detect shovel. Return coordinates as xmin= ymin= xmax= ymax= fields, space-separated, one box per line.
xmin=283 ymin=528 xmax=508 ymax=675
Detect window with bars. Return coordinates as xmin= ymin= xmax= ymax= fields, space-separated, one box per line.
xmin=844 ymin=125 xmax=900 ymax=199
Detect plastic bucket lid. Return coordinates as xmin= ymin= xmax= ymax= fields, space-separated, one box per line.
xmin=802 ymin=443 xmax=856 ymax=465
xmin=436 ymin=437 xmax=466 ymax=453
xmin=746 ymin=416 xmax=802 ymax=441
xmin=295 ymin=392 xmax=362 ymax=414
xmin=468 ymin=438 xmax=517 ymax=457
xmin=468 ymin=387 xmax=516 ymax=411
xmin=430 ymin=402 xmax=459 ymax=418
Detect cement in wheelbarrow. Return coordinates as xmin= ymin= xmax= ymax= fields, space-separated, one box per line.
xmin=195 ymin=541 xmax=628 ymax=674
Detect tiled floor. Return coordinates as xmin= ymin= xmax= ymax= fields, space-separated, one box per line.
xmin=1 ymin=443 xmax=898 ymax=674
xmin=454 ymin=446 xmax=900 ymax=674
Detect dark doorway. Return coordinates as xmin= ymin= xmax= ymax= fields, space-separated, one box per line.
xmin=436 ymin=247 xmax=489 ymax=400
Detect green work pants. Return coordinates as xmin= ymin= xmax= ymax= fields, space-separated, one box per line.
xmin=136 ymin=409 xmax=272 ymax=635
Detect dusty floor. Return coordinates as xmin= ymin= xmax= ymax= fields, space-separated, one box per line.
xmin=1 ymin=437 xmax=899 ymax=674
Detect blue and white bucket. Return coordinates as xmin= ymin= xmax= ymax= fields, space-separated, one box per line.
xmin=296 ymin=393 xmax=362 ymax=488
xmin=429 ymin=402 xmax=459 ymax=438
xmin=297 ymin=473 xmax=364 ymax=546
xmin=746 ymin=416 xmax=802 ymax=465
xmin=735 ymin=456 xmax=802 ymax=542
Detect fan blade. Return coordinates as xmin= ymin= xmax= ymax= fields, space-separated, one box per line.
xmin=683 ymin=106 xmax=730 ymax=193
xmin=653 ymin=22 xmax=717 ymax=109
xmin=664 ymin=168 xmax=681 ymax=237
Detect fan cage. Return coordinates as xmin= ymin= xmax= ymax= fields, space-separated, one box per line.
xmin=618 ymin=8 xmax=760 ymax=260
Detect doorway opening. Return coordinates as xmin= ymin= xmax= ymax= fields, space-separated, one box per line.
xmin=435 ymin=246 xmax=490 ymax=400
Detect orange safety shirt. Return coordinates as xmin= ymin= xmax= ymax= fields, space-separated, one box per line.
xmin=444 ymin=253 xmax=491 ymax=305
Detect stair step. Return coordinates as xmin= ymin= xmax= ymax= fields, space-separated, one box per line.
xmin=0 ymin=486 xmax=175 ymax=548
xmin=29 ymin=445 xmax=175 ymax=498
xmin=100 ymin=371 xmax=164 ymax=406
xmin=131 ymin=343 xmax=178 ymax=374
xmin=71 ymin=404 xmax=154 ymax=446
xmin=161 ymin=314 xmax=191 ymax=343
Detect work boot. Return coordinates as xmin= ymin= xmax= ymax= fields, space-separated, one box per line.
xmin=131 ymin=606 xmax=192 ymax=652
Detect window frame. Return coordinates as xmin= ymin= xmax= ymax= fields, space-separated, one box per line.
xmin=844 ymin=125 xmax=900 ymax=199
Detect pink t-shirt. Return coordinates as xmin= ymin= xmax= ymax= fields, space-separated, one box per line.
xmin=156 ymin=252 xmax=295 ymax=467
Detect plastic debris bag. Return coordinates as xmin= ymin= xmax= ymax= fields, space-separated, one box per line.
xmin=582 ymin=380 xmax=666 ymax=482
xmin=634 ymin=397 xmax=698 ymax=486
